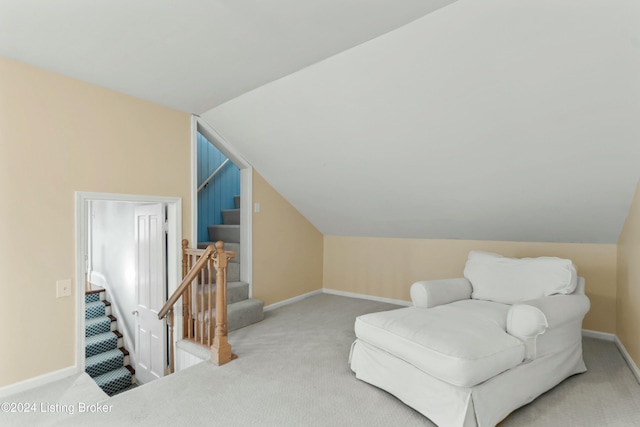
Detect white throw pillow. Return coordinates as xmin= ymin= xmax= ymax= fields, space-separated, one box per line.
xmin=463 ymin=251 xmax=578 ymax=304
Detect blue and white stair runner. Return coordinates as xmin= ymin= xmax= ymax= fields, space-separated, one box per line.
xmin=85 ymin=291 xmax=134 ymax=396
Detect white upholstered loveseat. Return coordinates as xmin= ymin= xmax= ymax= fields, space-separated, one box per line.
xmin=349 ymin=251 xmax=590 ymax=427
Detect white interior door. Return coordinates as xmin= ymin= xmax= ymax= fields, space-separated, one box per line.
xmin=134 ymin=203 xmax=167 ymax=383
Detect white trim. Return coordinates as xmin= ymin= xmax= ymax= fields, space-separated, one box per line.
xmin=196 ymin=117 xmax=252 ymax=169
xmin=264 ymin=290 xmax=323 ymax=312
xmin=322 ymin=288 xmax=411 ymax=307
xmin=615 ymin=336 xmax=640 ymax=384
xmin=190 ymin=115 xmax=199 ymax=244
xmin=74 ymin=192 xmax=182 ymax=376
xmin=581 ymin=329 xmax=615 ymax=342
xmin=240 ymin=167 xmax=253 ymax=292
xmin=0 ymin=366 xmax=76 ymax=399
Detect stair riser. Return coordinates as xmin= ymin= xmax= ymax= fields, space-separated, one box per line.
xmin=228 ymin=262 xmax=240 ymax=282
xmin=194 ymin=298 xmax=264 ymax=332
xmin=86 ymin=353 xmax=124 ymax=378
xmin=85 ymin=336 xmax=123 ymax=358
xmin=228 ymin=299 xmax=264 ymax=332
xmin=197 ymin=262 xmax=240 ymax=283
xmin=222 ymin=209 xmax=240 ymax=225
xmin=85 ymin=292 xmax=103 ymax=304
xmin=208 ymin=225 xmax=240 ymax=243
xmin=95 ymin=368 xmax=133 ymax=397
xmin=85 ymin=304 xmax=111 ymax=319
xmin=86 ymin=318 xmax=112 ymax=337
xmin=197 ymin=282 xmax=250 ymax=309
xmin=223 ymin=242 xmax=240 ymax=261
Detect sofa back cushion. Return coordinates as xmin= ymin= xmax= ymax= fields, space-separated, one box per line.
xmin=463 ymin=251 xmax=578 ymax=304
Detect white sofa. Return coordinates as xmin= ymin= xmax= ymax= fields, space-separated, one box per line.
xmin=349 ymin=251 xmax=590 ymax=427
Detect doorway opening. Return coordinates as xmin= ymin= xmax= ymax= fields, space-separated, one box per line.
xmin=75 ymin=192 xmax=182 ymax=386
xmin=193 ymin=117 xmax=253 ymax=294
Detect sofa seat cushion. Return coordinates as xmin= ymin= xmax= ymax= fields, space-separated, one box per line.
xmin=354 ymin=300 xmax=525 ymax=387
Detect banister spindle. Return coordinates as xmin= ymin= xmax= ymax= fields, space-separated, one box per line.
xmin=166 ymin=309 xmax=175 ymax=374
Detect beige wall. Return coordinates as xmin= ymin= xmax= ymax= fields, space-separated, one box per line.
xmin=252 ymin=172 xmax=323 ymax=306
xmin=324 ymin=236 xmax=617 ymax=333
xmin=617 ymin=180 xmax=640 ymax=367
xmin=0 ymin=57 xmax=191 ymax=387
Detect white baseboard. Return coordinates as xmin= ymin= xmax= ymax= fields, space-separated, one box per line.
xmin=0 ymin=366 xmax=77 ymax=400
xmin=264 ymin=288 xmax=411 ymax=312
xmin=582 ymin=329 xmax=640 ymax=385
xmin=322 ymin=288 xmax=411 ymax=307
xmin=582 ymin=329 xmax=615 ymax=341
xmin=614 ymin=336 xmax=640 ymax=384
xmin=264 ymin=289 xmax=323 ymax=312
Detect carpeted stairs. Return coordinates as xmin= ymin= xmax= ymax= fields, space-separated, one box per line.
xmin=197 ymin=195 xmax=264 ymax=331
xmin=84 ymin=287 xmax=136 ymax=396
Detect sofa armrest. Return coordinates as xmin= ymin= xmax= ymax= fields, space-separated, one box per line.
xmin=507 ymin=293 xmax=590 ymax=336
xmin=507 ymin=294 xmax=590 ymax=360
xmin=410 ymin=278 xmax=472 ymax=308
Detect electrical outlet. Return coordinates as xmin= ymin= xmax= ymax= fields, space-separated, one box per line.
xmin=56 ymin=279 xmax=72 ymax=298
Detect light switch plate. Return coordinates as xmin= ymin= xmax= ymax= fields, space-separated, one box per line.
xmin=56 ymin=279 xmax=72 ymax=298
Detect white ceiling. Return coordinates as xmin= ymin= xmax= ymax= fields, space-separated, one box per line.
xmin=3 ymin=0 xmax=639 ymax=243
xmin=0 ymin=0 xmax=456 ymax=113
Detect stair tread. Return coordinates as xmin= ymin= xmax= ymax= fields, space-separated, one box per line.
xmin=85 ymin=300 xmax=105 ymax=309
xmin=86 ymin=331 xmax=118 ymax=344
xmin=86 ymin=348 xmax=122 ymax=363
xmin=93 ymin=366 xmax=133 ymax=396
xmin=94 ymin=365 xmax=130 ymax=380
xmin=85 ymin=300 xmax=108 ymax=319
xmin=86 ymin=348 xmax=125 ymax=378
xmin=85 ymin=331 xmax=119 ymax=358
xmin=85 ymin=316 xmax=112 ymax=337
xmin=86 ymin=315 xmax=110 ymax=325
xmin=85 ymin=284 xmax=104 ymax=294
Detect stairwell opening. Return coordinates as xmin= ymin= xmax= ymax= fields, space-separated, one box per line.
xmin=75 ymin=192 xmax=182 ymax=391
xmin=186 ymin=128 xmax=263 ymax=359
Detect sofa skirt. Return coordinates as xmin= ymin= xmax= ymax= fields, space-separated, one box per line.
xmin=349 ymin=339 xmax=586 ymax=427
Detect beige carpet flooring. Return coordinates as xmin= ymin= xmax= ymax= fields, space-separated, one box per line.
xmin=3 ymin=293 xmax=640 ymax=426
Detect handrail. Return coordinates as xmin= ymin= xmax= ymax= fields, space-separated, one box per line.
xmin=197 ymin=158 xmax=230 ymax=193
xmin=158 ymin=239 xmax=237 ymax=373
xmin=158 ymin=244 xmax=215 ymax=320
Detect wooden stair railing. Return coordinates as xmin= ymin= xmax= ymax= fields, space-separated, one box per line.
xmin=158 ymin=239 xmax=237 ymax=373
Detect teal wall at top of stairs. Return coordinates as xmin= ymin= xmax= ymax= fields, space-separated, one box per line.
xmin=197 ymin=132 xmax=240 ymax=243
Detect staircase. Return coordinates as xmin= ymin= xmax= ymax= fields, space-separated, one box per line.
xmin=197 ymin=195 xmax=264 ymax=332
xmin=84 ymin=286 xmax=136 ymax=396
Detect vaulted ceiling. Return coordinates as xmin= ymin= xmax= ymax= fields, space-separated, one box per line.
xmin=3 ymin=0 xmax=639 ymax=243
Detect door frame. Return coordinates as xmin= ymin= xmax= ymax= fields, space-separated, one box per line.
xmin=193 ymin=115 xmax=253 ymax=295
xmin=74 ymin=191 xmax=182 ymax=373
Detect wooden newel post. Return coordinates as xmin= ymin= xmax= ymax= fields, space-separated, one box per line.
xmin=210 ymin=241 xmax=237 ymax=365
